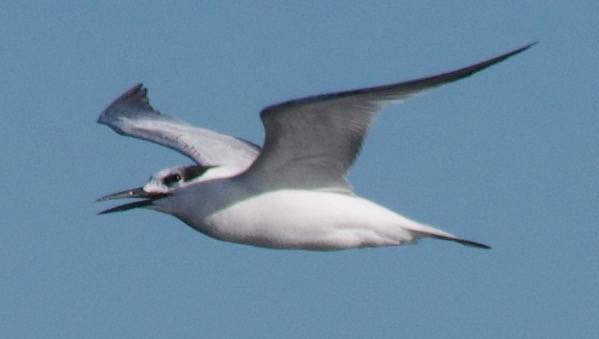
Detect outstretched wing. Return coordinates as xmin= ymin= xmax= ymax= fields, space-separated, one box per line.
xmin=243 ymin=43 xmax=535 ymax=194
xmin=98 ymin=84 xmax=260 ymax=168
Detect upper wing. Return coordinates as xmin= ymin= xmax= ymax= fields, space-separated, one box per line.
xmin=243 ymin=43 xmax=535 ymax=194
xmin=98 ymin=84 xmax=260 ymax=168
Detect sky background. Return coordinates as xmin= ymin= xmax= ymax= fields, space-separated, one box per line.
xmin=1 ymin=1 xmax=597 ymax=338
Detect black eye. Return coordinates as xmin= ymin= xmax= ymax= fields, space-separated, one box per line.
xmin=163 ymin=174 xmax=182 ymax=187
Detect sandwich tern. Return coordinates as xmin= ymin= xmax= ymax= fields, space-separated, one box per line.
xmin=97 ymin=43 xmax=534 ymax=250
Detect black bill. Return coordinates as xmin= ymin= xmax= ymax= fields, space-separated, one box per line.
xmin=96 ymin=187 xmax=169 ymax=215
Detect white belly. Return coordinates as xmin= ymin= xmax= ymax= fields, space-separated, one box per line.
xmin=185 ymin=189 xmax=428 ymax=250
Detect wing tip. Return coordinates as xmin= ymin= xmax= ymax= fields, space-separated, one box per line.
xmin=423 ymin=41 xmax=537 ymax=87
xmin=494 ymin=41 xmax=537 ymax=63
xmin=97 ymin=83 xmax=151 ymax=125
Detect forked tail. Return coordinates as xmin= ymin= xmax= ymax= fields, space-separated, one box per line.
xmin=409 ymin=223 xmax=491 ymax=249
xmin=427 ymin=234 xmax=491 ymax=249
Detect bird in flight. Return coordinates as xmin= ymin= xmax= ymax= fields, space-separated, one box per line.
xmin=97 ymin=43 xmax=534 ymax=251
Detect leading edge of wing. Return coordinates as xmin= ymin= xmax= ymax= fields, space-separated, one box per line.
xmin=263 ymin=42 xmax=536 ymax=113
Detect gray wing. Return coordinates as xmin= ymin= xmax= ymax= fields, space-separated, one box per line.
xmin=98 ymin=84 xmax=260 ymax=168
xmin=243 ymin=43 xmax=534 ymax=194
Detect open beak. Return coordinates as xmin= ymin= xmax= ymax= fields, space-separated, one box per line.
xmin=96 ymin=187 xmax=170 ymax=215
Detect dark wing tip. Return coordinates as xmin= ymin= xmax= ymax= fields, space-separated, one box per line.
xmin=480 ymin=41 xmax=537 ymax=69
xmin=401 ymin=41 xmax=537 ymax=90
xmin=505 ymin=41 xmax=538 ymax=56
xmin=97 ymin=83 xmax=155 ymax=125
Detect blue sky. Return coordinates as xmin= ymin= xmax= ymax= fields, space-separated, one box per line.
xmin=1 ymin=1 xmax=597 ymax=338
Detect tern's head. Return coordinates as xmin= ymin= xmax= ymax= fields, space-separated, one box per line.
xmin=97 ymin=164 xmax=212 ymax=214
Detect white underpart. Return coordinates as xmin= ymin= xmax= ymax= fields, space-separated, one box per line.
xmin=155 ymin=181 xmax=457 ymax=250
